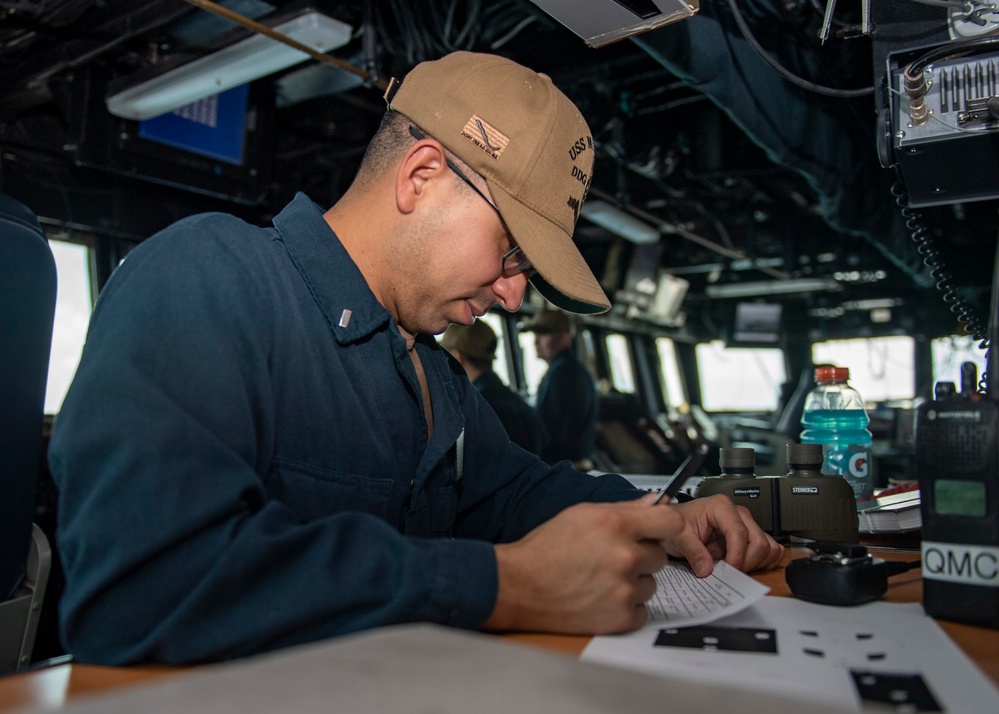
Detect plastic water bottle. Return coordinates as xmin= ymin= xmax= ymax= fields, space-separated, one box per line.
xmin=800 ymin=366 xmax=874 ymax=501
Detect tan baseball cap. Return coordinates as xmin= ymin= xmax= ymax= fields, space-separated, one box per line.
xmin=439 ymin=319 xmax=498 ymax=361
xmin=385 ymin=51 xmax=611 ymax=315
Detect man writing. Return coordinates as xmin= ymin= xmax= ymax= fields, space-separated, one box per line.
xmin=49 ymin=51 xmax=782 ymax=665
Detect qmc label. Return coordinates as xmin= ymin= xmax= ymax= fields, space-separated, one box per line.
xmin=921 ymin=541 xmax=999 ymax=587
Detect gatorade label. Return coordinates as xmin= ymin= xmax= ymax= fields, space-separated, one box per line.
xmin=821 ymin=444 xmax=873 ymax=501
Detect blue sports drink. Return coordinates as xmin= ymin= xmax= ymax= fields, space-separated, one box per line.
xmin=800 ymin=409 xmax=874 ymax=501
xmin=800 ymin=366 xmax=875 ymax=501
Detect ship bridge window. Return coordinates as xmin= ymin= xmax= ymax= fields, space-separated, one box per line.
xmin=45 ymin=239 xmax=93 ymax=414
xmin=695 ymin=340 xmax=786 ymax=412
xmin=518 ymin=329 xmax=548 ymax=403
xmin=477 ymin=312 xmax=510 ymax=387
xmin=812 ymin=336 xmax=915 ymax=404
xmin=931 ymin=334 xmax=987 ymax=391
xmin=655 ymin=337 xmax=687 ymax=409
xmin=605 ymin=333 xmax=635 ymax=394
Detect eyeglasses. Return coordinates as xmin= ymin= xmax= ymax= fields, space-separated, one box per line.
xmin=409 ymin=124 xmax=534 ymax=279
xmin=500 ymin=245 xmax=534 ymax=278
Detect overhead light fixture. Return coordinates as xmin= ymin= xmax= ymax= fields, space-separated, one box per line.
xmin=705 ymin=278 xmax=842 ymax=298
xmin=580 ymin=199 xmax=660 ymax=245
xmin=107 ymin=10 xmax=353 ymax=121
xmin=528 ymin=0 xmax=698 ymax=48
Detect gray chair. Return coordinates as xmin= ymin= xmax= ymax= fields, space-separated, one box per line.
xmin=0 ymin=193 xmax=56 ymax=674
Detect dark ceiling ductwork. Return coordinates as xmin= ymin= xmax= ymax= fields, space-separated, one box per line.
xmin=631 ymin=0 xmax=931 ymax=286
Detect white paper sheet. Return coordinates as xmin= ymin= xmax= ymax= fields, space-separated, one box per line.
xmin=583 ymin=596 xmax=999 ymax=712
xmin=644 ymin=559 xmax=770 ymax=627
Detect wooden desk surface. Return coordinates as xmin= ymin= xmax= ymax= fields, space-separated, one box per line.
xmin=1 ymin=547 xmax=996 ymax=712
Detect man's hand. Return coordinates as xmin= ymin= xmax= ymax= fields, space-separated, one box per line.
xmin=481 ymin=493 xmax=783 ymax=635
xmin=661 ymin=494 xmax=784 ymax=576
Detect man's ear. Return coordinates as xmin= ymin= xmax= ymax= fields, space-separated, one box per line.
xmin=395 ymin=140 xmax=448 ymax=215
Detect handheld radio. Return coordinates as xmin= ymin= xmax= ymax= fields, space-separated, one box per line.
xmin=915 ymin=344 xmax=999 ymax=625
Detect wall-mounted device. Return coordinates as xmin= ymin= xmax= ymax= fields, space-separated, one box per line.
xmin=883 ymin=37 xmax=999 ymax=206
xmin=729 ymin=302 xmax=782 ymax=347
xmin=915 ymin=361 xmax=999 ymax=628
xmin=695 ymin=444 xmax=859 ymax=543
xmin=71 ymin=63 xmax=274 ymax=204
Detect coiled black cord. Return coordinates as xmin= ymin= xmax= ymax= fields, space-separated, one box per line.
xmin=890 ymin=170 xmax=991 ymax=394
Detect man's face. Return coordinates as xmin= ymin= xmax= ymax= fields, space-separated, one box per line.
xmin=391 ymin=170 xmax=530 ymax=336
xmin=535 ymin=331 xmax=569 ymax=363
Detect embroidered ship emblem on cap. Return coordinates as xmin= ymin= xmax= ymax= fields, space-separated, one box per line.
xmin=461 ymin=115 xmax=510 ymax=159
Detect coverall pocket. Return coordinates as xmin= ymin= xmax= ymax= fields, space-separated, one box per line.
xmin=267 ymin=459 xmax=395 ymax=523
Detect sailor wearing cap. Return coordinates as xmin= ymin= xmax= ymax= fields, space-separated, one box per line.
xmin=521 ymin=309 xmax=597 ymax=470
xmin=51 ymin=51 xmax=782 ymax=665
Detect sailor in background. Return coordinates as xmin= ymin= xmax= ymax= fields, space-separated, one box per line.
xmin=523 ymin=309 xmax=598 ymax=471
xmin=440 ymin=320 xmax=547 ymax=455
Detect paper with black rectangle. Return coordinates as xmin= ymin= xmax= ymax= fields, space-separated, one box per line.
xmin=583 ymin=597 xmax=999 ymax=712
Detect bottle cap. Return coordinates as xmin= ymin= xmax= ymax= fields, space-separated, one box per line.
xmin=815 ymin=366 xmax=849 ymax=382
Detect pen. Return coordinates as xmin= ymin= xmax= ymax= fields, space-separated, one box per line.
xmin=651 ymin=442 xmax=710 ymax=504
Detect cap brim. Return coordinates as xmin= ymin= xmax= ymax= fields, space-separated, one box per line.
xmin=490 ymin=184 xmax=611 ymax=315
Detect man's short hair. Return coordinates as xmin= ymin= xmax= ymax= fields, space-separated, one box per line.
xmin=356 ymin=110 xmax=478 ymax=199
xmin=352 ymin=111 xmax=409 ymax=190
